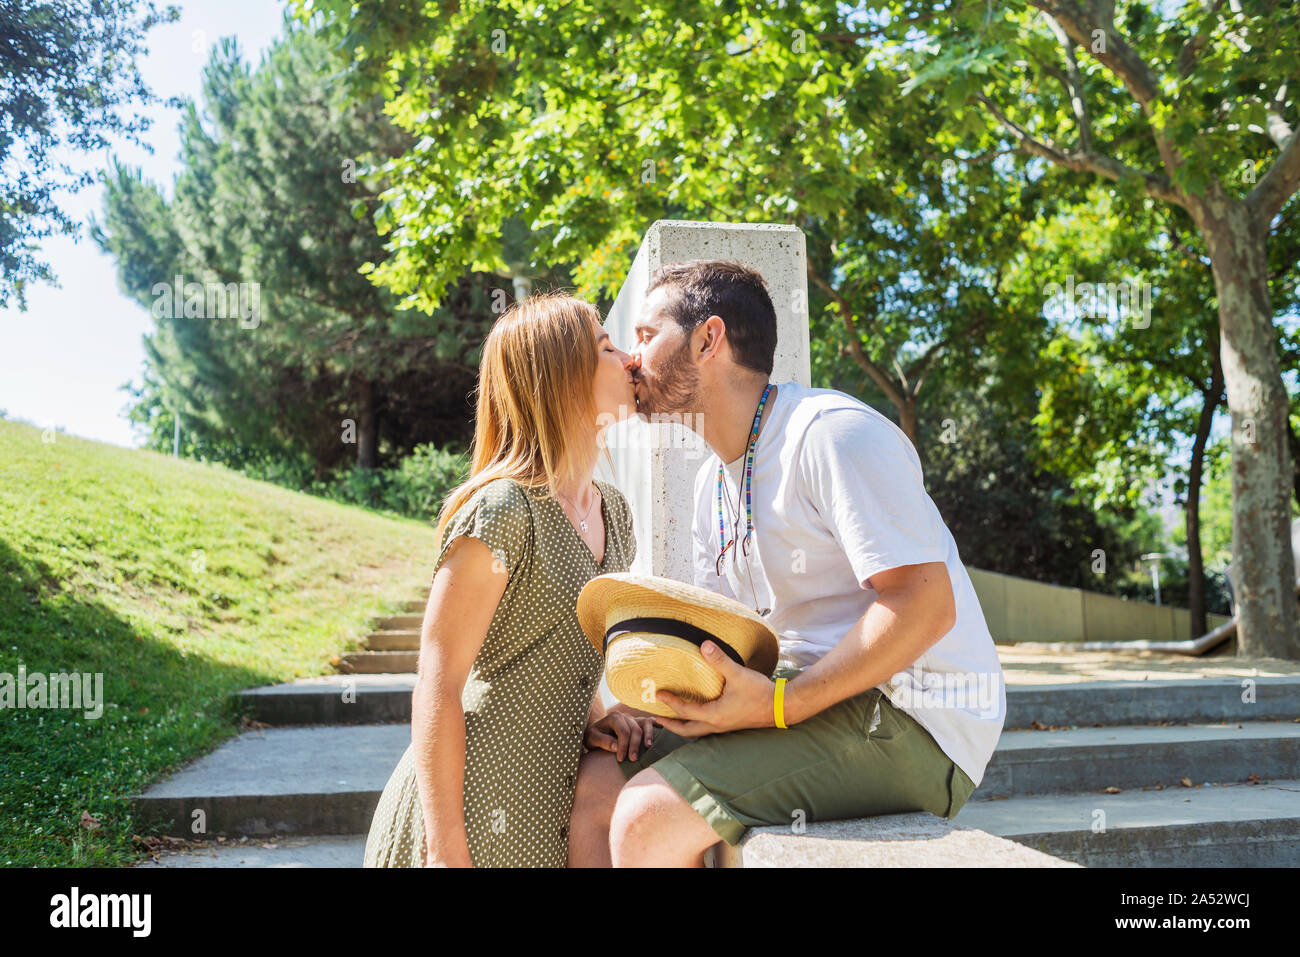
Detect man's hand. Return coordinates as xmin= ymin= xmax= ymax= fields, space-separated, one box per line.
xmin=585 ymin=710 xmax=655 ymax=761
xmin=654 ymin=641 xmax=776 ymax=738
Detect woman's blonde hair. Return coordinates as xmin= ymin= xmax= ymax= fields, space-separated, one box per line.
xmin=435 ymin=290 xmax=607 ymax=548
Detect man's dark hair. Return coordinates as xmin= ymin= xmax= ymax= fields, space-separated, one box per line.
xmin=646 ymin=260 xmax=777 ymax=376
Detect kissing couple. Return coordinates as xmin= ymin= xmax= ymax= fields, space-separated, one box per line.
xmin=363 ymin=259 xmax=1005 ymax=868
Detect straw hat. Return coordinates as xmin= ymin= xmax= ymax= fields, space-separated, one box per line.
xmin=577 ymin=573 xmax=780 ymax=718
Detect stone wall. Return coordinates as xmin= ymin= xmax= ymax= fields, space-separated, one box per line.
xmin=969 ymin=566 xmax=1233 ymax=643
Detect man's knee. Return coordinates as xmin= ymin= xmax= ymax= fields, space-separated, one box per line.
xmin=609 ymin=769 xmax=719 ymax=867
xmin=609 ymin=771 xmax=677 ymax=848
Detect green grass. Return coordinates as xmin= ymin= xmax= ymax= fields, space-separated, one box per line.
xmin=0 ymin=420 xmax=440 ymax=866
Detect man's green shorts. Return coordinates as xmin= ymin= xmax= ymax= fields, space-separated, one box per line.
xmin=615 ymin=667 xmax=978 ymax=846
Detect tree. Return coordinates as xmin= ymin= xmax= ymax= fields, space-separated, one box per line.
xmin=297 ymin=2 xmax=1299 ymax=657
xmin=917 ymin=373 xmax=1156 ymax=592
xmin=0 ymin=0 xmax=178 ymax=309
xmin=93 ymin=25 xmax=498 ymax=472
xmin=881 ymin=0 xmax=1300 ymax=659
xmin=1009 ymin=183 xmax=1237 ymax=635
xmin=296 ymin=0 xmax=1071 ymax=452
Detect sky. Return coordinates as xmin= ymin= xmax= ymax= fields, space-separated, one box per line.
xmin=0 ymin=0 xmax=289 ymax=449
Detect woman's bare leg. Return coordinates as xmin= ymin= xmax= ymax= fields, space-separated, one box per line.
xmin=567 ymin=749 xmax=628 ymax=867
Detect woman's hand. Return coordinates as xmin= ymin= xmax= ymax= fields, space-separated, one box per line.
xmin=584 ymin=710 xmax=655 ymax=762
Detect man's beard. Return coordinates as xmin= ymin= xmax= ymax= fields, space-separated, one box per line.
xmin=636 ymin=337 xmax=700 ymax=418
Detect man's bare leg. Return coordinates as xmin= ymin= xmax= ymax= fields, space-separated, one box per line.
xmin=609 ymin=768 xmax=721 ymax=867
xmin=567 ymin=749 xmax=628 ymax=867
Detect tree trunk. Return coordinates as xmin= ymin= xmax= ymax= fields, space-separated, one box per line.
xmin=1287 ymin=418 xmax=1300 ymax=512
xmin=357 ymin=379 xmax=378 ymax=470
xmin=1198 ymin=194 xmax=1300 ymax=659
xmin=1186 ymin=349 xmax=1223 ymax=638
xmin=808 ymin=266 xmax=923 ymax=448
xmin=898 ymin=394 xmax=919 ymax=450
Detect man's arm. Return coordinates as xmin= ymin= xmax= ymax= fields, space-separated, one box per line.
xmin=781 ymin=561 xmax=954 ymax=725
xmin=655 ymin=561 xmax=954 ymax=734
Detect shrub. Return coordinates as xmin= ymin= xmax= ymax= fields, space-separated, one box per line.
xmin=300 ymin=444 xmax=469 ymax=521
xmin=387 ymin=443 xmax=469 ymax=519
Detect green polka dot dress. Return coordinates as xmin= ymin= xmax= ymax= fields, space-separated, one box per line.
xmin=363 ymin=476 xmax=635 ymax=868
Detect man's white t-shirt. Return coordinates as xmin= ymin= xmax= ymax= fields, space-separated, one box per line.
xmin=691 ymin=381 xmax=1006 ymax=786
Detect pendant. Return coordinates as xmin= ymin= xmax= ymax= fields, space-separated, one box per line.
xmin=580 ymin=521 xmax=589 ymax=532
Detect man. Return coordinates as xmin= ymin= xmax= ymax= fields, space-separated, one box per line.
xmin=568 ymin=260 xmax=1005 ymax=867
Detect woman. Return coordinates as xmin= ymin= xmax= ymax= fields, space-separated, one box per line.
xmin=363 ymin=291 xmax=655 ymax=868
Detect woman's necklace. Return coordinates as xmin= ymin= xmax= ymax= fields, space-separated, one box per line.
xmin=557 ymin=482 xmax=600 ymax=532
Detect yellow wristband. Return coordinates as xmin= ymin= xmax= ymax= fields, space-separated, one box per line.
xmin=774 ymin=677 xmax=788 ymax=729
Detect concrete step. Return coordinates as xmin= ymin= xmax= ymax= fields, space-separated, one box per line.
xmin=133 ymin=724 xmax=409 ymax=838
xmin=377 ymin=614 xmax=423 ymax=630
xmin=1004 ymin=675 xmax=1300 ymax=729
xmin=979 ymin=720 xmax=1300 ymax=797
xmin=135 ymin=835 xmax=366 ymax=868
xmin=956 ymin=778 xmax=1300 ymax=866
xmin=402 ymin=600 xmax=425 ymax=613
xmin=366 ymin=630 xmax=420 ymax=651
xmin=238 ymin=673 xmax=1300 ymax=729
xmin=716 ymin=811 xmax=1079 ymax=867
xmin=336 ymin=650 xmax=418 ymax=674
xmin=238 ymin=675 xmax=415 ymax=725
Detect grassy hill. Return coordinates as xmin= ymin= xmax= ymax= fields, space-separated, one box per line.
xmin=0 ymin=420 xmax=441 ymax=866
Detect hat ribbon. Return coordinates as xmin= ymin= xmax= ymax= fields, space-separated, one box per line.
xmin=602 ymin=617 xmax=745 ymax=666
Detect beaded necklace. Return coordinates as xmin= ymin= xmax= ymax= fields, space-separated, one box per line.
xmin=715 ymin=382 xmax=772 ymax=576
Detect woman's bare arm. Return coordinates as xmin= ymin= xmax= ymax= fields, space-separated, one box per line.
xmin=412 ymin=535 xmax=508 ymax=866
xmin=586 ymin=686 xmax=606 ymax=727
